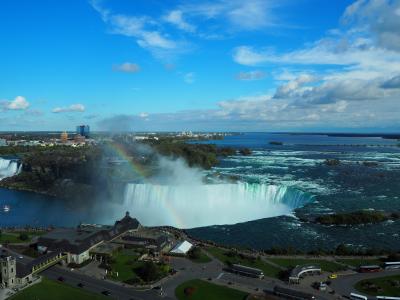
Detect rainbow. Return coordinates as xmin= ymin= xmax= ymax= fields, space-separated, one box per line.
xmin=106 ymin=141 xmax=150 ymax=180
xmin=106 ymin=141 xmax=186 ymax=228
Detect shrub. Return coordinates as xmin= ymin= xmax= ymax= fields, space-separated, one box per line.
xmin=135 ymin=262 xmax=160 ymax=282
xmin=19 ymin=233 xmax=29 ymax=241
xmin=184 ymin=286 xmax=196 ymax=297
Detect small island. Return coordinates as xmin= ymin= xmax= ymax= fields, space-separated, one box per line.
xmin=269 ymin=141 xmax=283 ymax=145
xmin=315 ymin=210 xmax=400 ymax=226
xmin=239 ymin=148 xmax=252 ymax=156
xmin=324 ymin=158 xmax=340 ymax=166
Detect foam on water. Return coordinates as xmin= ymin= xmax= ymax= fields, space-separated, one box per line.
xmin=0 ymin=158 xmax=21 ymax=181
xmin=123 ymin=182 xmax=314 ymax=228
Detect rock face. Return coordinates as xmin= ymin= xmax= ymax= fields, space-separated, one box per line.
xmin=0 ymin=147 xmax=108 ymax=200
xmin=324 ymin=159 xmax=340 ymax=166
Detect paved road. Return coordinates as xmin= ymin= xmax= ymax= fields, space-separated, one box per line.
xmin=8 ymin=244 xmax=397 ymax=300
xmin=1 ymin=246 xmax=172 ymax=300
xmin=162 ymin=255 xmax=287 ymax=299
xmin=161 ymin=256 xmax=223 ymax=298
xmin=43 ymin=266 xmax=173 ymax=300
xmin=331 ymin=269 xmax=400 ymax=299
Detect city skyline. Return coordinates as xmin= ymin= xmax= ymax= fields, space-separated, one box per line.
xmin=1 ymin=0 xmax=400 ymax=132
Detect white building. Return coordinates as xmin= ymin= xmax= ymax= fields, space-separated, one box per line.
xmin=170 ymin=240 xmax=193 ymax=255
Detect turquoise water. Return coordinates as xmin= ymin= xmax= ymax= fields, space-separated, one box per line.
xmin=188 ymin=133 xmax=400 ymax=251
xmin=1 ymin=132 xmax=400 ymax=251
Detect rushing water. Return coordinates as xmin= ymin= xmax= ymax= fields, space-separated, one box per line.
xmin=0 ymin=158 xmax=21 ymax=180
xmin=187 ymin=133 xmax=400 ymax=251
xmin=123 ymin=182 xmax=313 ymax=228
xmin=1 ymin=133 xmax=400 ymax=251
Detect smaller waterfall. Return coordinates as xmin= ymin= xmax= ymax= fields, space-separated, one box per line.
xmin=123 ymin=182 xmax=314 ymax=228
xmin=0 ymin=158 xmax=21 ymax=181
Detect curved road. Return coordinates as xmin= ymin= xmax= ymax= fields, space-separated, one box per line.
xmin=331 ymin=270 xmax=400 ymax=299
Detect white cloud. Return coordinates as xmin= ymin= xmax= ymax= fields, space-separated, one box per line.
xmin=163 ymin=10 xmax=195 ymax=32
xmin=231 ymin=0 xmax=400 ymax=127
xmin=233 ymin=40 xmax=400 ymax=69
xmin=232 ymin=46 xmax=270 ymax=66
xmin=183 ymin=72 xmax=195 ymax=84
xmin=91 ymin=1 xmax=180 ymax=59
xmin=137 ymin=31 xmax=177 ymax=50
xmin=3 ymin=96 xmax=30 ymax=110
xmin=91 ymin=0 xmax=400 ymax=131
xmin=113 ymin=62 xmax=140 ymax=73
xmin=138 ymin=112 xmax=149 ymax=118
xmin=274 ymin=74 xmax=317 ymax=99
xmin=236 ymin=70 xmax=266 ymax=81
xmin=91 ymin=0 xmax=285 ymax=60
xmin=342 ymin=0 xmax=400 ymax=51
xmin=226 ymin=0 xmax=275 ymax=30
xmin=381 ymin=75 xmax=400 ymax=89
xmin=52 ymin=104 xmax=85 ymax=113
xmin=320 ymin=100 xmax=348 ymax=113
xmin=97 ymin=89 xmax=400 ymax=131
xmin=181 ymin=0 xmax=279 ymax=31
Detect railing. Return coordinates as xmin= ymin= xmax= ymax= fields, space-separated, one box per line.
xmin=31 ymin=254 xmax=67 ymax=274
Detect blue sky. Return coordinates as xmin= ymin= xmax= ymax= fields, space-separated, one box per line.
xmin=0 ymin=0 xmax=399 ymax=132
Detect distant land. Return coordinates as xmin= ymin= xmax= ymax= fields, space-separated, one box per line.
xmin=282 ymin=132 xmax=400 ymax=140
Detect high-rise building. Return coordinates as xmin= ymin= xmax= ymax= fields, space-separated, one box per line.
xmin=60 ymin=131 xmax=68 ymax=143
xmin=76 ymin=125 xmax=90 ymax=138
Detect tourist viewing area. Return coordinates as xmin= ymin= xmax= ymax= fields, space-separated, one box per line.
xmin=288 ymin=265 xmax=322 ymax=284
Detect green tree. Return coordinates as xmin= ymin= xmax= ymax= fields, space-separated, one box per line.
xmin=19 ymin=233 xmax=29 ymax=241
xmin=188 ymin=247 xmax=202 ymax=260
xmin=135 ymin=262 xmax=159 ymax=282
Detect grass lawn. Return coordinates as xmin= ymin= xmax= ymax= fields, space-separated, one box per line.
xmin=206 ymin=247 xmax=281 ymax=278
xmin=108 ymin=249 xmax=143 ymax=282
xmin=175 ymin=279 xmax=248 ymax=300
xmin=13 ymin=230 xmax=47 ymax=236
xmin=108 ymin=249 xmax=169 ymax=284
xmin=0 ymin=233 xmax=28 ymax=243
xmin=355 ymin=274 xmax=400 ymax=296
xmin=268 ymin=258 xmax=345 ymax=272
xmin=9 ymin=278 xmax=108 ymax=300
xmin=0 ymin=231 xmax=45 ymax=244
xmin=336 ymin=258 xmax=382 ymax=268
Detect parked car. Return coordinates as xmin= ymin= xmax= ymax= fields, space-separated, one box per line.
xmin=77 ymin=283 xmax=84 ymax=288
xmin=57 ymin=276 xmax=64 ymax=282
xmin=102 ymin=290 xmax=111 ymax=296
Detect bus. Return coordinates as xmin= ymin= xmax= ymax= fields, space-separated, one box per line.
xmin=350 ymin=293 xmax=368 ymax=300
xmin=359 ymin=265 xmax=382 ymax=273
xmin=230 ymin=264 xmax=264 ymax=279
xmin=384 ymin=262 xmax=400 ymax=270
xmin=274 ymin=286 xmax=316 ymax=300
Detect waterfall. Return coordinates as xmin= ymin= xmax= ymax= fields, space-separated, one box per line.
xmin=123 ymin=182 xmax=314 ymax=228
xmin=0 ymin=158 xmax=21 ymax=181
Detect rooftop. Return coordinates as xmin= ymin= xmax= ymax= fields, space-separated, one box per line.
xmin=170 ymin=240 xmax=193 ymax=255
xmin=232 ymin=264 xmax=264 ymax=275
xmin=290 ymin=265 xmax=321 ymax=279
xmin=41 ymin=225 xmax=113 ymax=246
xmin=38 ymin=212 xmax=140 ymax=254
